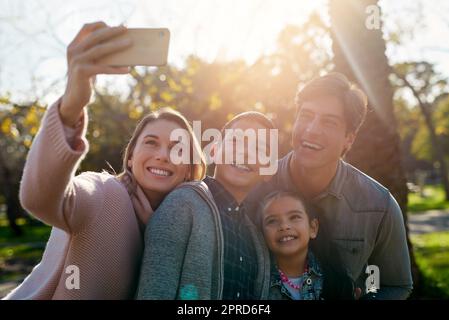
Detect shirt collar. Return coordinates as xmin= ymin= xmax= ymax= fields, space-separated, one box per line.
xmin=307 ymin=251 xmax=323 ymax=277
xmin=283 ymin=152 xmax=347 ymax=201
xmin=270 ymin=250 xmax=323 ymax=288
xmin=204 ymin=176 xmax=244 ymax=215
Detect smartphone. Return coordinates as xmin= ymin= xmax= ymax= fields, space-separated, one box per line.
xmin=99 ymin=28 xmax=170 ymax=67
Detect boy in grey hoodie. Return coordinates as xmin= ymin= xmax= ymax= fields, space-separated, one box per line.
xmin=137 ymin=112 xmax=276 ymax=299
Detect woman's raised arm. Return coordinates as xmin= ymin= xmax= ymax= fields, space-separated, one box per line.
xmin=19 ymin=22 xmax=133 ymax=233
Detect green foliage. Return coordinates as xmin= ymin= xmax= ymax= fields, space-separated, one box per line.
xmin=0 ymin=216 xmax=51 ymax=243
xmin=411 ymin=231 xmax=449 ymax=298
xmin=0 ymin=214 xmax=51 ymax=284
xmin=408 ymin=185 xmax=449 ymax=213
xmin=393 ymin=62 xmax=449 ymax=163
xmin=0 ymin=98 xmax=46 ymax=169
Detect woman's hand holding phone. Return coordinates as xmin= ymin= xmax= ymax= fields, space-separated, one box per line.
xmin=60 ymin=21 xmax=132 ymax=127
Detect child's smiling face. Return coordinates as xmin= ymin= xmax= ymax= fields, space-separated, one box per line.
xmin=262 ymin=195 xmax=318 ymax=258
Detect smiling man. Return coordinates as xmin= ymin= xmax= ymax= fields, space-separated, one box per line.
xmin=246 ymin=72 xmax=413 ymax=299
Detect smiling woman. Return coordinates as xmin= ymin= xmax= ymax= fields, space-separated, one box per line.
xmin=117 ymin=107 xmax=206 ymax=210
xmin=2 ymin=22 xmax=206 ymax=300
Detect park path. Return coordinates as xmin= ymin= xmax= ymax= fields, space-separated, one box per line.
xmin=408 ymin=210 xmax=449 ymax=235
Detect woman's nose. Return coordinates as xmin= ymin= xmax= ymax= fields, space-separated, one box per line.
xmin=155 ymin=146 xmax=170 ymax=162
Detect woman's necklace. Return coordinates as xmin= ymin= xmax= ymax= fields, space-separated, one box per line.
xmin=278 ymin=263 xmax=309 ymax=290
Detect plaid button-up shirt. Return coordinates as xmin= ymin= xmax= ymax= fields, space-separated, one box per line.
xmin=204 ymin=176 xmax=258 ymax=300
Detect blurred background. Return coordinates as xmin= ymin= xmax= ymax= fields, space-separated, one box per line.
xmin=1 ymin=0 xmax=448 ymax=299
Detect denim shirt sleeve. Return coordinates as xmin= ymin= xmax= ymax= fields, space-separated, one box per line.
xmin=366 ymin=194 xmax=413 ymax=299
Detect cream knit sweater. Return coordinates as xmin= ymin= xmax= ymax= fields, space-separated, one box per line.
xmin=4 ymin=100 xmax=143 ymax=299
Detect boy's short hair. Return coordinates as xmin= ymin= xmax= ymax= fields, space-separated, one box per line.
xmin=221 ymin=111 xmax=275 ymax=135
xmin=295 ymin=72 xmax=368 ymax=134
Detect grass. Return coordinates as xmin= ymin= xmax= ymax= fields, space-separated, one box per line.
xmin=0 ymin=218 xmax=51 ymax=243
xmin=0 ymin=215 xmax=51 ymax=284
xmin=411 ymin=231 xmax=449 ymax=299
xmin=408 ymin=184 xmax=449 ymax=213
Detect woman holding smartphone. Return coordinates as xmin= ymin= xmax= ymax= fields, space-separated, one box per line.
xmin=3 ymin=22 xmax=206 ymax=300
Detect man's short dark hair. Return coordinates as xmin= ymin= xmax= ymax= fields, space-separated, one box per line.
xmin=295 ymin=72 xmax=368 ymax=134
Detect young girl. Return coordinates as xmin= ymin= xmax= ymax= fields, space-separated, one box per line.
xmin=3 ymin=22 xmax=206 ymax=300
xmin=260 ymin=191 xmax=355 ymax=300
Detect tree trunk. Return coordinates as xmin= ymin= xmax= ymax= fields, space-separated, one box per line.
xmin=6 ymin=190 xmax=23 ymax=236
xmin=329 ymin=0 xmax=421 ymax=297
xmin=0 ymin=151 xmax=23 ymax=236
